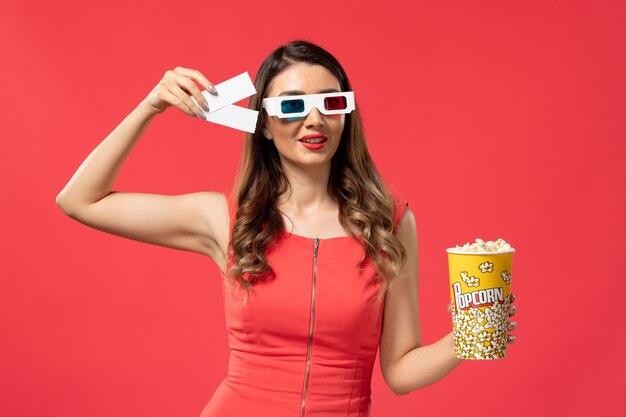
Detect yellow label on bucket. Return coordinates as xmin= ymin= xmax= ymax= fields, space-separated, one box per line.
xmin=447 ymin=249 xmax=514 ymax=360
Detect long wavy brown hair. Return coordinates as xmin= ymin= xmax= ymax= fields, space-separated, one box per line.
xmin=225 ymin=39 xmax=407 ymax=308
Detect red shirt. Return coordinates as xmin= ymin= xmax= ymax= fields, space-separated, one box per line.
xmin=199 ymin=192 xmax=408 ymax=417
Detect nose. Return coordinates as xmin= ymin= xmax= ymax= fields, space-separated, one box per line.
xmin=304 ymin=106 xmax=325 ymax=127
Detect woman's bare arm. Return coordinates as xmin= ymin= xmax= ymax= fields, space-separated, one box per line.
xmin=56 ymin=67 xmax=227 ymax=261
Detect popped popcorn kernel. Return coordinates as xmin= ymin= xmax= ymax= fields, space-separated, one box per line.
xmin=449 ymin=238 xmax=514 ymax=254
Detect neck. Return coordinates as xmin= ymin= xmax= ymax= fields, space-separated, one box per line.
xmin=279 ymin=160 xmax=333 ymax=214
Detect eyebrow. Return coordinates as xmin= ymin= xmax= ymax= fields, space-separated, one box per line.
xmin=278 ymin=88 xmax=340 ymax=97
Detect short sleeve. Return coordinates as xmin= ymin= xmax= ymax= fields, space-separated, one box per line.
xmin=392 ymin=196 xmax=409 ymax=235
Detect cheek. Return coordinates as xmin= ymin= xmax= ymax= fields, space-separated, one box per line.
xmin=269 ymin=119 xmax=299 ymax=139
xmin=323 ymin=114 xmax=344 ymax=130
xmin=330 ymin=114 xmax=346 ymax=133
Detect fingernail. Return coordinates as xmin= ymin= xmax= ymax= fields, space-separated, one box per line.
xmin=197 ymin=112 xmax=206 ymax=120
xmin=202 ymin=102 xmax=210 ymax=111
xmin=209 ymin=85 xmax=217 ymax=94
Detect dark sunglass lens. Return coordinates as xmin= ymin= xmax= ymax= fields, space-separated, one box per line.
xmin=281 ymin=99 xmax=305 ymax=114
xmin=324 ymin=96 xmax=347 ymax=110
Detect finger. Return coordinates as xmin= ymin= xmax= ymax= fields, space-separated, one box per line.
xmin=508 ymin=304 xmax=516 ymax=316
xmin=174 ymin=66 xmax=217 ymax=98
xmin=160 ymin=87 xmax=200 ymax=118
xmin=164 ymin=79 xmax=205 ymax=118
xmin=510 ymin=293 xmax=516 ymax=303
xmin=507 ymin=320 xmax=517 ymax=330
xmin=168 ymin=69 xmax=208 ymax=114
xmin=507 ymin=335 xmax=516 ymax=344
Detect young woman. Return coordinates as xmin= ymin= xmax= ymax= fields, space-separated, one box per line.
xmin=57 ymin=40 xmax=517 ymax=417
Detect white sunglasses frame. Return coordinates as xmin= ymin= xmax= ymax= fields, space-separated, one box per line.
xmin=262 ymin=91 xmax=355 ymax=119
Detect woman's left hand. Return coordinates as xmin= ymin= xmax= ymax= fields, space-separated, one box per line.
xmin=507 ymin=293 xmax=517 ymax=344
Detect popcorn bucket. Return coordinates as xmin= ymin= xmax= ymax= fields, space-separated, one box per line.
xmin=446 ymin=247 xmax=514 ymax=359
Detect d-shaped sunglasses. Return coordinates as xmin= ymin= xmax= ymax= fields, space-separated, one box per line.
xmin=262 ymin=91 xmax=355 ymax=119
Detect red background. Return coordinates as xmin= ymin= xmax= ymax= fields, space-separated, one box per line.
xmin=1 ymin=0 xmax=624 ymax=416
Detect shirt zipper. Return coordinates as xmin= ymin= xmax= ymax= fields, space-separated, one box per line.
xmin=300 ymin=237 xmax=320 ymax=417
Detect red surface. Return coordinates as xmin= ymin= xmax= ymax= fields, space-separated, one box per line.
xmin=1 ymin=1 xmax=624 ymax=416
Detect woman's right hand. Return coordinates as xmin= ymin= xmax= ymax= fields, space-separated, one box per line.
xmin=141 ymin=66 xmax=218 ymax=119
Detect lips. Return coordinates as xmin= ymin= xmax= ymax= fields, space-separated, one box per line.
xmin=299 ymin=134 xmax=328 ymax=142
